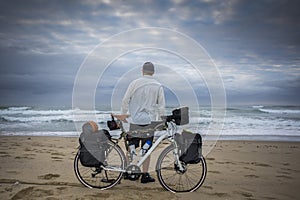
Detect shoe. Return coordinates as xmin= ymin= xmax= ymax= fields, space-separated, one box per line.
xmin=141 ymin=173 xmax=155 ymax=184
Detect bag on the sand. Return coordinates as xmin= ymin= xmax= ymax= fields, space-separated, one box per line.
xmin=79 ymin=129 xmax=111 ymax=167
xmin=175 ymin=130 xmax=202 ymax=164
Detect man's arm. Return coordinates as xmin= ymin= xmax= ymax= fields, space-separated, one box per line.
xmin=157 ymin=86 xmax=165 ymax=119
xmin=121 ymin=81 xmax=135 ymax=114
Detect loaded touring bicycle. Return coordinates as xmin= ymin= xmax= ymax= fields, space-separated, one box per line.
xmin=74 ymin=107 xmax=207 ymax=193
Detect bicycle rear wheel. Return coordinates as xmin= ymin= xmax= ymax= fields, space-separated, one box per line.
xmin=156 ymin=144 xmax=207 ymax=193
xmin=74 ymin=141 xmax=126 ymax=189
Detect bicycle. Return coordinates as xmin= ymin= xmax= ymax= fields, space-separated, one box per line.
xmin=74 ymin=111 xmax=207 ymax=193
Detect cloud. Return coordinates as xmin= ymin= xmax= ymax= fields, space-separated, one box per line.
xmin=0 ymin=0 xmax=299 ymax=106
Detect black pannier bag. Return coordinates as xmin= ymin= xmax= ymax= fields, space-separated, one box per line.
xmin=79 ymin=139 xmax=101 ymax=167
xmin=107 ymin=114 xmax=120 ymax=131
xmin=172 ymin=106 xmax=189 ymax=125
xmin=79 ymin=129 xmax=111 ymax=167
xmin=166 ymin=106 xmax=189 ymax=125
xmin=175 ymin=130 xmax=202 ymax=164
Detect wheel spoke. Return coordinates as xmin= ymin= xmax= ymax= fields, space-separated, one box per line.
xmin=74 ymin=141 xmax=126 ymax=189
xmin=156 ymin=144 xmax=207 ymax=193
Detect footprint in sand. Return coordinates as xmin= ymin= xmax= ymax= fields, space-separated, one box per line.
xmin=216 ymin=161 xmax=236 ymax=165
xmin=244 ymin=166 xmax=255 ymax=171
xmin=38 ymin=173 xmax=60 ymax=180
xmin=51 ymin=152 xmax=65 ymax=156
xmin=251 ymin=162 xmax=271 ymax=167
xmin=11 ymin=186 xmax=55 ymax=200
xmin=14 ymin=156 xmax=34 ymax=160
xmin=277 ymin=170 xmax=291 ymax=175
xmin=244 ymin=174 xmax=259 ymax=178
xmin=6 ymin=170 xmax=20 ymax=174
xmin=209 ymin=170 xmax=221 ymax=174
xmin=276 ymin=175 xmax=292 ymax=179
xmin=210 ymin=192 xmax=230 ymax=197
xmin=262 ymin=196 xmax=277 ymax=200
xmin=283 ymin=162 xmax=290 ymax=166
xmin=203 ymin=185 xmax=213 ymax=190
xmin=51 ymin=156 xmax=63 ymax=161
xmin=0 ymin=152 xmax=11 ymax=157
xmin=234 ymin=190 xmax=254 ymax=198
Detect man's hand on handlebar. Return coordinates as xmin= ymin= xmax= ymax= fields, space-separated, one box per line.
xmin=112 ymin=114 xmax=130 ymax=123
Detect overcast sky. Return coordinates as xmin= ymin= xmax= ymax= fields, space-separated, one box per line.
xmin=0 ymin=0 xmax=299 ymax=107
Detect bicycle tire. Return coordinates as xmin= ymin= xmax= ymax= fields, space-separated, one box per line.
xmin=74 ymin=140 xmax=126 ymax=189
xmin=156 ymin=144 xmax=207 ymax=193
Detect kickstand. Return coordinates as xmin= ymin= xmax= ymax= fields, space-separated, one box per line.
xmin=101 ymin=170 xmax=118 ymax=183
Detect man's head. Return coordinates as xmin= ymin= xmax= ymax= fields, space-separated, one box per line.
xmin=142 ymin=62 xmax=154 ymax=76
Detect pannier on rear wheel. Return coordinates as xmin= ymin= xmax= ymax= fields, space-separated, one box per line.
xmin=74 ymin=121 xmax=126 ymax=190
xmin=78 ymin=128 xmax=111 ymax=167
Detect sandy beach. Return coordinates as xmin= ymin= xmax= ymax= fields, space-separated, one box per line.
xmin=0 ymin=136 xmax=299 ymax=200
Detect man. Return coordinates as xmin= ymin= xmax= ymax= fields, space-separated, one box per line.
xmin=121 ymin=62 xmax=165 ymax=183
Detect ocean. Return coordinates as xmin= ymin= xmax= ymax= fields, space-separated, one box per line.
xmin=0 ymin=105 xmax=299 ymax=141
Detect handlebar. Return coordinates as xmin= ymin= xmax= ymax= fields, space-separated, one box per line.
xmin=110 ymin=113 xmax=181 ymax=140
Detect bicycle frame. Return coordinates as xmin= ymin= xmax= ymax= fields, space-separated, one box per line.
xmin=136 ymin=128 xmax=169 ymax=167
xmin=136 ymin=121 xmax=180 ymax=168
xmin=102 ymin=121 xmax=185 ymax=173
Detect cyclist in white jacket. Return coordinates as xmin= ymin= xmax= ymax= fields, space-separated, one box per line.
xmin=121 ymin=62 xmax=165 ymax=183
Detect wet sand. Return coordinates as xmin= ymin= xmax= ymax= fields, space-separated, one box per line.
xmin=0 ymin=136 xmax=299 ymax=200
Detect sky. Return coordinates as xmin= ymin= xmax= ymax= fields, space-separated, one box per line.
xmin=0 ymin=0 xmax=299 ymax=108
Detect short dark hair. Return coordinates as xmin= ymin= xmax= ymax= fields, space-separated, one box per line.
xmin=142 ymin=62 xmax=154 ymax=74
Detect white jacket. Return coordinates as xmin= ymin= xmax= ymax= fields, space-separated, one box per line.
xmin=121 ymin=75 xmax=165 ymax=125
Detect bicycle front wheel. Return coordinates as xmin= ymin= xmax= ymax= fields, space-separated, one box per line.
xmin=74 ymin=141 xmax=126 ymax=190
xmin=156 ymin=144 xmax=207 ymax=193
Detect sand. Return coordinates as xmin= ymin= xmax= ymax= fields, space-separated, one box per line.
xmin=0 ymin=136 xmax=299 ymax=200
